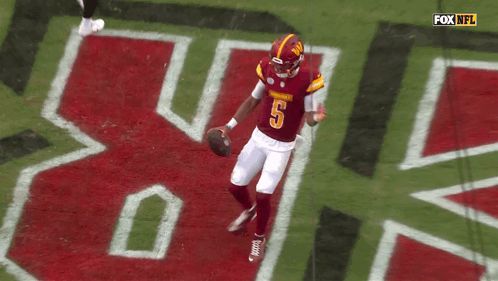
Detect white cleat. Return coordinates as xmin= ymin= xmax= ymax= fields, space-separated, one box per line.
xmin=78 ymin=18 xmax=105 ymax=36
xmin=227 ymin=205 xmax=256 ymax=233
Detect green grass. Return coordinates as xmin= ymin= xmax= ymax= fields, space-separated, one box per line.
xmin=127 ymin=195 xmax=168 ymax=250
xmin=0 ymin=0 xmax=14 ymax=45
xmin=2 ymin=0 xmax=498 ymax=280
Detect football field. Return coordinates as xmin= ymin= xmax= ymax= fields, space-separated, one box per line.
xmin=1 ymin=0 xmax=498 ymax=280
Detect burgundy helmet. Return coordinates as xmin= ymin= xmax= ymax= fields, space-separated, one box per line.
xmin=269 ymin=33 xmax=304 ymax=77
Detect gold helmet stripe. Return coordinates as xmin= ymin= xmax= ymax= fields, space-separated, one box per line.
xmin=276 ymin=34 xmax=295 ymax=59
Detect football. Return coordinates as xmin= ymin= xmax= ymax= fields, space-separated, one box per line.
xmin=206 ymin=128 xmax=231 ymax=157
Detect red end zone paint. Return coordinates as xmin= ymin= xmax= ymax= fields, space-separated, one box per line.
xmin=7 ymin=36 xmax=322 ymax=280
xmin=386 ymin=235 xmax=485 ymax=281
xmin=423 ymin=67 xmax=498 ymax=156
xmin=445 ymin=185 xmax=498 ymax=218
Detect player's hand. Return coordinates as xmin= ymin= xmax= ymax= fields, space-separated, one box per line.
xmin=314 ymin=104 xmax=327 ymax=123
xmin=210 ymin=125 xmax=230 ymax=136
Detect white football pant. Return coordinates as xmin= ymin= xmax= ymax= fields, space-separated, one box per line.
xmin=230 ymin=128 xmax=294 ymax=194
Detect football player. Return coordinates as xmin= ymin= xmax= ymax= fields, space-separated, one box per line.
xmin=213 ymin=33 xmax=327 ymax=262
xmin=77 ymin=0 xmax=105 ymax=36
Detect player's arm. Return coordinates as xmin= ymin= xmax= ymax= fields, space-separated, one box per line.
xmin=216 ymin=80 xmax=264 ymax=134
xmin=304 ymin=90 xmax=327 ymax=127
xmin=231 ymin=96 xmax=260 ymax=126
xmin=303 ymin=72 xmax=326 ymax=126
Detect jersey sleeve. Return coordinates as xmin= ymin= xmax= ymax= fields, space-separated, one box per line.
xmin=304 ymin=94 xmax=314 ymax=112
xmin=306 ymin=72 xmax=325 ymax=93
xmin=251 ymin=80 xmax=265 ymax=99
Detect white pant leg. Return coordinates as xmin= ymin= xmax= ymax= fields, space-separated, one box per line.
xmin=256 ymin=149 xmax=292 ymax=194
xmin=230 ymin=138 xmax=267 ymax=186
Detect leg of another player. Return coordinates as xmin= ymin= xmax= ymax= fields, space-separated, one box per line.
xmin=227 ymin=139 xmax=265 ymax=233
xmin=78 ymin=0 xmax=105 ymax=36
xmin=249 ymin=150 xmax=291 ymax=262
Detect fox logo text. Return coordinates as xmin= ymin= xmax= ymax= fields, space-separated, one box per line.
xmin=433 ymin=13 xmax=477 ymax=26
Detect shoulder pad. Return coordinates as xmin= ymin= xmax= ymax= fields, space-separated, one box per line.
xmin=256 ymin=57 xmax=271 ymax=82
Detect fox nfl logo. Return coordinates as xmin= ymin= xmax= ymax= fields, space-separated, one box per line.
xmin=433 ymin=13 xmax=477 ymax=26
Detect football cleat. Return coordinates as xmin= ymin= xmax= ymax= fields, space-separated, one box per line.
xmin=269 ymin=33 xmax=304 ymax=78
xmin=248 ymin=234 xmax=266 ymax=263
xmin=227 ymin=204 xmax=256 ymax=233
xmin=78 ymin=18 xmax=105 ymax=36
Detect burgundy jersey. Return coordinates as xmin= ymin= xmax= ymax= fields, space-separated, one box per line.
xmin=255 ymin=57 xmax=324 ymax=142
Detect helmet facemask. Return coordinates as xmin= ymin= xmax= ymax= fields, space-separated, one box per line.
xmin=270 ymin=54 xmax=303 ymax=78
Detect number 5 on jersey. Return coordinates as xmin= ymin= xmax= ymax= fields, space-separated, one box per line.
xmin=270 ymin=99 xmax=287 ymax=129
